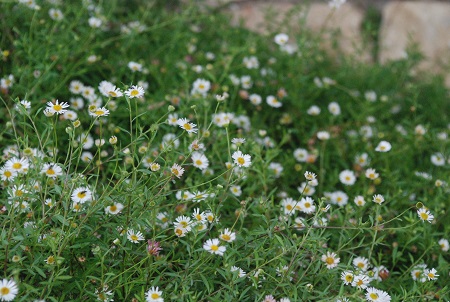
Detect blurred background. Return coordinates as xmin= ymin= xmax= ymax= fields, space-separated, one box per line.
xmin=193 ymin=0 xmax=450 ymax=85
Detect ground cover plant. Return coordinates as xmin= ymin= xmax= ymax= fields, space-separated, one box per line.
xmin=0 ymin=0 xmax=449 ymax=301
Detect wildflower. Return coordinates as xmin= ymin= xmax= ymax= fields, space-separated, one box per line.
xmin=145 ymin=286 xmax=163 ymax=302
xmin=414 ymin=124 xmax=427 ymax=136
xmin=177 ymin=118 xmax=198 ymax=134
xmin=352 ymin=274 xmax=370 ymax=289
xmin=174 ymin=216 xmax=193 ymax=232
xmin=46 ymin=100 xmax=70 ymax=115
xmin=105 ymin=203 xmax=124 ymax=215
xmin=203 ymin=238 xmax=226 ymax=256
xmin=339 ymin=170 xmax=356 ymax=186
xmin=438 ymin=238 xmax=449 ymax=252
xmin=89 ymin=107 xmax=110 ymax=117
xmin=375 ymin=141 xmax=391 ymax=152
xmin=0 ymin=279 xmax=19 ymax=301
xmin=171 ymin=163 xmax=185 ymax=179
xmin=41 ymin=163 xmax=63 ymax=178
xmin=294 ymin=148 xmax=308 ymax=162
xmin=150 ymin=162 xmax=160 ymax=172
xmin=231 ymin=137 xmax=246 ymax=147
xmin=360 ymin=126 xmax=374 ymax=138
xmin=281 ymin=198 xmax=298 ymax=215
xmin=304 ymin=171 xmax=317 ymax=181
xmin=0 ymin=166 xmax=17 ymax=181
xmin=298 ymin=182 xmax=315 ymax=196
xmin=430 ymin=153 xmax=445 ymax=166
xmin=321 ymin=251 xmax=340 ymax=269
xmin=341 ymin=270 xmax=354 ymax=285
xmin=125 ymin=85 xmax=145 ymax=99
xmin=230 ymin=185 xmax=242 ymax=197
xmin=354 ymin=195 xmax=366 ymax=206
xmin=127 ymin=229 xmax=145 ymax=243
xmin=365 ymin=287 xmax=391 ymax=302
xmin=317 ymin=131 xmax=330 ymax=140
xmin=365 ymin=168 xmax=379 ymax=180
xmin=109 ymin=136 xmax=117 ymax=145
xmin=230 ymin=266 xmax=246 ymax=277
xmin=128 ymin=61 xmax=142 ymax=72
xmin=191 ymin=78 xmax=211 ymax=96
xmin=49 ymin=8 xmax=64 ymax=21
xmin=249 ymin=94 xmax=262 ymax=106
xmin=424 ymin=268 xmax=439 ymax=280
xmin=300 ymin=197 xmax=316 ymax=214
xmin=219 ymin=228 xmax=236 ymax=242
xmin=69 ymin=81 xmax=84 ymax=94
xmin=71 ymin=187 xmax=92 ymax=204
xmin=411 ymin=264 xmax=427 ymax=282
xmin=353 ymin=256 xmax=370 ymax=271
xmin=95 ymin=285 xmax=114 ymax=302
xmin=274 ymin=33 xmax=289 ymax=45
xmin=192 ymin=208 xmax=207 ymax=223
xmin=45 ymin=255 xmax=56 ymax=265
xmin=372 ymin=194 xmax=385 ymax=205
xmin=355 ymin=153 xmax=370 ymax=167
xmin=364 ymin=91 xmax=377 ymax=102
xmin=268 ymin=162 xmax=283 ymax=178
xmin=147 ymin=240 xmax=162 ymax=256
xmin=328 ymin=102 xmax=341 ymax=115
xmin=417 ymin=208 xmax=434 ymax=223
xmin=5 ymin=157 xmax=29 ymax=174
xmin=232 ymin=151 xmax=251 ymax=167
xmin=266 ymin=95 xmax=282 ymax=108
xmin=98 ymin=81 xmax=123 ymax=98
xmin=372 ymin=266 xmax=390 ymax=281
xmin=242 ymin=56 xmax=259 ymax=69
xmin=307 ymin=105 xmax=321 ymax=116
xmin=262 ymin=295 xmax=276 ymax=302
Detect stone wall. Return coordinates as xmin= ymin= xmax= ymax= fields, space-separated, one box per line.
xmin=202 ymin=0 xmax=450 ymax=84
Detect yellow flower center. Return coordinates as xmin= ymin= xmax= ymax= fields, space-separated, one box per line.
xmin=325 ymin=257 xmax=334 ymax=265
xmin=53 ymin=104 xmax=62 ymax=111
xmin=414 ymin=271 xmax=421 ymax=278
xmin=12 ymin=163 xmax=22 ymax=169
xmin=4 ymin=171 xmax=12 ymax=177
xmin=16 ymin=190 xmax=24 ymax=197
xmin=47 ymin=256 xmax=55 ymax=264
xmin=47 ymin=168 xmax=55 ymax=175
xmin=370 ymin=293 xmax=378 ymax=299
xmin=180 ymin=221 xmax=188 ymax=228
xmin=356 ymin=279 xmax=363 ymax=286
xmin=74 ymin=203 xmax=81 ymax=210
xmin=420 ymin=212 xmax=429 ymax=220
xmin=211 ymin=245 xmax=219 ymax=251
xmin=131 ymin=235 xmax=138 ymax=241
xmin=172 ymin=169 xmax=179 ymax=176
xmin=183 ymin=123 xmax=192 ymax=130
xmin=175 ymin=228 xmax=183 ymax=236
xmin=237 ymin=157 xmax=245 ymax=165
xmin=345 ymin=275 xmax=353 ymax=282
xmin=198 ymin=84 xmax=205 ymax=90
xmin=221 ymin=234 xmax=231 ymax=241
xmin=305 ymin=202 xmax=311 ymax=208
xmin=1 ymin=287 xmax=10 ymax=295
xmin=109 ymin=91 xmax=117 ymax=97
xmin=130 ymin=89 xmax=139 ymax=96
xmin=109 ymin=205 xmax=117 ymax=212
xmin=357 ymin=262 xmax=365 ymax=268
xmin=151 ymin=293 xmax=160 ymax=299
xmin=95 ymin=110 xmax=105 ymax=116
xmin=286 ymin=205 xmax=293 ymax=211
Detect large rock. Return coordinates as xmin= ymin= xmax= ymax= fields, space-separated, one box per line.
xmin=379 ymin=2 xmax=450 ymax=82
